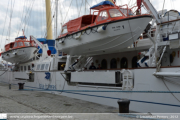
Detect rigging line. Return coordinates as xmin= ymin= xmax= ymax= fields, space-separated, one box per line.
xmin=162 ymin=78 xmax=180 ymax=103
xmin=58 ymin=0 xmax=63 ymax=36
xmin=62 ymin=0 xmax=73 ymax=24
xmin=22 ymin=0 xmax=35 ymax=34
xmin=8 ymin=0 xmax=15 ymax=43
xmin=57 ymin=0 xmax=73 ymax=37
xmin=24 ymin=0 xmax=36 ymax=33
xmin=40 ymin=0 xmax=43 ymax=37
xmin=94 ymin=0 xmax=98 ymax=4
xmin=85 ymin=0 xmax=90 ymax=14
xmin=19 ymin=0 xmax=34 ymax=35
xmin=162 ymin=0 xmax=166 ymax=15
xmin=17 ymin=0 xmax=26 ymax=37
xmin=42 ymin=0 xmax=46 ymax=38
xmin=78 ymin=0 xmax=84 ymax=17
xmin=86 ymin=0 xmax=91 ymax=7
xmin=6 ymin=0 xmax=12 ymax=41
xmin=19 ymin=0 xmax=31 ymax=33
xmin=76 ymin=0 xmax=79 ymax=16
xmin=26 ymin=0 xmax=37 ymax=36
xmin=128 ymin=0 xmax=132 ymax=6
xmin=62 ymin=0 xmax=72 ymax=22
xmin=85 ymin=0 xmax=86 ymax=15
xmin=0 ymin=0 xmax=10 ymax=49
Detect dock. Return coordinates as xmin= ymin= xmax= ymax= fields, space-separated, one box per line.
xmin=0 ymin=83 xmax=141 ymax=120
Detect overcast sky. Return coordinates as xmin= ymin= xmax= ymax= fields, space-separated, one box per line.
xmin=0 ymin=0 xmax=179 ymax=50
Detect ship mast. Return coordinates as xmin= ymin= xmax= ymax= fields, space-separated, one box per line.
xmin=55 ymin=0 xmax=58 ymax=38
xmin=45 ymin=0 xmax=53 ymax=39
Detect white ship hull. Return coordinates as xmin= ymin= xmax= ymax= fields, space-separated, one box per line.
xmin=1 ymin=47 xmax=37 ymax=64
xmin=0 ymin=67 xmax=180 ymax=113
xmin=56 ymin=16 xmax=152 ymax=56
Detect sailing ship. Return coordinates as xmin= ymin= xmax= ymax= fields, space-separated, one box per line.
xmin=0 ymin=0 xmax=180 ymax=113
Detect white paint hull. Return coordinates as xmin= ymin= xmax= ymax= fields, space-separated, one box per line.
xmin=56 ymin=16 xmax=152 ymax=55
xmin=0 ymin=67 xmax=180 ymax=113
xmin=1 ymin=47 xmax=37 ymax=63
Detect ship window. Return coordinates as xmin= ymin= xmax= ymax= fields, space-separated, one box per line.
xmin=18 ymin=42 xmax=23 ymax=47
xmin=109 ymin=9 xmax=122 ymax=18
xmin=37 ymin=64 xmax=40 ymax=70
xmin=28 ymin=65 xmax=31 ymax=70
xmin=41 ymin=64 xmax=45 ymax=70
xmin=101 ymin=59 xmax=107 ymax=69
xmin=24 ymin=66 xmax=26 ymax=71
xmin=61 ymin=26 xmax=68 ymax=35
xmin=132 ymin=56 xmax=138 ymax=68
xmin=97 ymin=10 xmax=109 ymax=21
xmin=13 ymin=42 xmax=18 ymax=48
xmin=21 ymin=66 xmax=23 ymax=71
xmin=45 ymin=64 xmax=49 ymax=70
xmin=110 ymin=58 xmax=117 ymax=69
xmin=121 ymin=57 xmax=128 ymax=68
xmin=24 ymin=42 xmax=30 ymax=46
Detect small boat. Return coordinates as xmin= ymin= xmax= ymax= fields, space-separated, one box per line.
xmin=56 ymin=1 xmax=152 ymax=56
xmin=1 ymin=36 xmax=37 ymax=64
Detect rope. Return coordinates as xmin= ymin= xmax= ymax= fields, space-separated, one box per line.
xmin=162 ymin=78 xmax=180 ymax=103
xmin=0 ymin=0 xmax=10 ymax=49
xmin=24 ymin=0 xmax=36 ymax=33
xmin=7 ymin=0 xmax=15 ymax=43
xmin=62 ymin=0 xmax=73 ymax=24
xmin=78 ymin=0 xmax=83 ymax=17
xmin=19 ymin=89 xmax=180 ymax=93
xmin=1 ymin=81 xmax=180 ymax=108
xmin=162 ymin=0 xmax=166 ymax=15
xmin=17 ymin=0 xmax=26 ymax=37
xmin=0 ymin=70 xmax=8 ymax=76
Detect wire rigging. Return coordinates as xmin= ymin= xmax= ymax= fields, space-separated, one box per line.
xmin=7 ymin=0 xmax=15 ymax=44
xmin=17 ymin=0 xmax=26 ymax=37
xmin=78 ymin=0 xmax=84 ymax=17
xmin=24 ymin=0 xmax=36 ymax=34
xmin=0 ymin=0 xmax=10 ymax=49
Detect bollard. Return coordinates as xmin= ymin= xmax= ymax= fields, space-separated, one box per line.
xmin=9 ymin=84 xmax=11 ymax=89
xmin=117 ymin=99 xmax=130 ymax=113
xmin=18 ymin=83 xmax=25 ymax=90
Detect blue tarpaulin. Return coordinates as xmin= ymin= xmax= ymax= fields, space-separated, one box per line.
xmin=37 ymin=38 xmax=47 ymax=44
xmin=37 ymin=38 xmax=57 ymax=54
xmin=15 ymin=36 xmax=27 ymax=39
xmin=90 ymin=1 xmax=114 ymax=9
